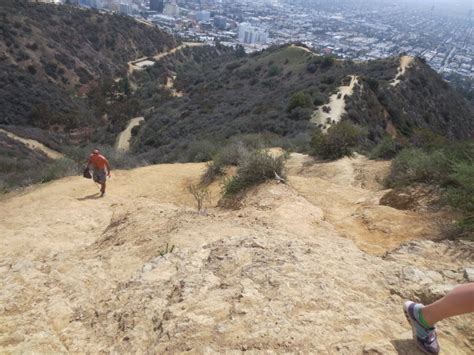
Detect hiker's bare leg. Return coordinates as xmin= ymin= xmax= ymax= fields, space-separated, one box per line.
xmin=421 ymin=283 xmax=474 ymax=326
xmin=100 ymin=182 xmax=106 ymax=195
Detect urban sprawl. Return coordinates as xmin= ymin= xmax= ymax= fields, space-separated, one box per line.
xmin=41 ymin=0 xmax=474 ymax=78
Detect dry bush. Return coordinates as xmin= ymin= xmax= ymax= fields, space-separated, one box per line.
xmin=188 ymin=184 xmax=211 ymax=212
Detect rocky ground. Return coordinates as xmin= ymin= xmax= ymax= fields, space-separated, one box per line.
xmin=0 ymin=154 xmax=472 ymax=353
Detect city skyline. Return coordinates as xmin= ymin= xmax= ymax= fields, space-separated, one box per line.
xmin=37 ymin=0 xmax=474 ymax=79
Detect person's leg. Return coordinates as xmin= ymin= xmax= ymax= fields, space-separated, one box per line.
xmin=421 ymin=283 xmax=474 ymax=326
xmin=100 ymin=181 xmax=106 ymax=196
xmin=404 ymin=283 xmax=474 ymax=354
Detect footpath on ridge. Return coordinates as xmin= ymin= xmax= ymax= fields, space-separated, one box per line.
xmin=0 ymin=153 xmax=472 ymax=353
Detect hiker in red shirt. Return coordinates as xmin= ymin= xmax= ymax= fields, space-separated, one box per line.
xmin=87 ymin=149 xmax=111 ymax=197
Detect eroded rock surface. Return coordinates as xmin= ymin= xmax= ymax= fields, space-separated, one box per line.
xmin=0 ymin=155 xmax=472 ymax=353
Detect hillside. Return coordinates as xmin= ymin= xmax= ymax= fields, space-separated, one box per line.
xmin=0 ymin=1 xmax=177 ymax=190
xmin=0 ymin=154 xmax=472 ymax=353
xmin=129 ymin=45 xmax=474 ymax=162
xmin=0 ymin=0 xmax=176 ymax=128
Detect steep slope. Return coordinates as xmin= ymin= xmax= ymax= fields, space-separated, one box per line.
xmin=132 ymin=46 xmax=473 ymax=162
xmin=345 ymin=56 xmax=474 ymax=139
xmin=0 ymin=1 xmax=178 ymax=191
xmin=0 ymin=129 xmax=63 ymax=159
xmin=1 ymin=155 xmax=472 ymax=353
xmin=0 ymin=0 xmax=176 ymax=127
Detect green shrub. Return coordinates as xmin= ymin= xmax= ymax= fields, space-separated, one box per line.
xmin=41 ymin=157 xmax=79 ymax=183
xmin=223 ymin=150 xmax=286 ymax=196
xmin=267 ymin=65 xmax=282 ymax=77
xmin=321 ymin=56 xmax=335 ymax=68
xmin=410 ymin=128 xmax=447 ymax=150
xmin=386 ymin=148 xmax=451 ymax=186
xmin=447 ymin=162 xmax=474 ymax=233
xmin=370 ymin=136 xmax=402 ymax=160
xmin=215 ymin=142 xmax=247 ymax=166
xmin=201 ymin=161 xmax=223 ymax=186
xmin=185 ymin=140 xmax=217 ymax=162
xmin=387 ymin=141 xmax=473 ymax=235
xmin=287 ymin=91 xmax=312 ymax=112
xmin=310 ymin=121 xmax=362 ymax=160
xmin=313 ymin=95 xmax=325 ymax=106
xmin=200 ymin=142 xmax=246 ymax=185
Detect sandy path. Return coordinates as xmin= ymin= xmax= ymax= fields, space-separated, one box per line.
xmin=290 ymin=44 xmax=313 ymax=54
xmin=0 ymin=162 xmax=219 ymax=259
xmin=115 ymin=117 xmax=144 ymax=152
xmin=128 ymin=42 xmax=206 ymax=75
xmin=152 ymin=42 xmax=205 ymax=61
xmin=391 ymin=56 xmax=414 ymax=87
xmin=311 ymin=75 xmax=358 ymax=132
xmin=286 ymin=154 xmax=449 ymax=255
xmin=0 ymin=128 xmax=64 ymax=160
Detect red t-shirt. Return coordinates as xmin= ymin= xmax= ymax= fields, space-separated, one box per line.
xmin=88 ymin=153 xmax=110 ymax=171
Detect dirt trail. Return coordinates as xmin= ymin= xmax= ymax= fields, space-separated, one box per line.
xmin=286 ymin=153 xmax=449 ymax=255
xmin=0 ymin=154 xmax=472 ymax=353
xmin=128 ymin=42 xmax=206 ymax=75
xmin=0 ymin=128 xmax=64 ymax=160
xmin=311 ymin=75 xmax=358 ymax=132
xmin=391 ymin=56 xmax=414 ymax=87
xmin=115 ymin=117 xmax=144 ymax=152
xmin=153 ymin=42 xmax=205 ymax=61
xmin=290 ymin=44 xmax=313 ymax=53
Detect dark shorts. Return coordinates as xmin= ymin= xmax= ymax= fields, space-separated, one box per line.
xmin=93 ymin=170 xmax=107 ymax=184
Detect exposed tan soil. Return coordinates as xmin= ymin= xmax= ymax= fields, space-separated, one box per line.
xmin=391 ymin=56 xmax=414 ymax=87
xmin=0 ymin=154 xmax=472 ymax=353
xmin=311 ymin=76 xmax=359 ymax=132
xmin=115 ymin=117 xmax=144 ymax=152
xmin=0 ymin=128 xmax=64 ymax=160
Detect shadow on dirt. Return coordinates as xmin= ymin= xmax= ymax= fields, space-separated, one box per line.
xmin=77 ymin=193 xmax=102 ymax=201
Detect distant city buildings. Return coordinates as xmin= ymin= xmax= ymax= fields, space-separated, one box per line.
xmin=78 ymin=0 xmax=103 ymax=9
xmin=163 ymin=0 xmax=179 ymax=17
xmin=44 ymin=0 xmax=473 ymax=78
xmin=149 ymin=0 xmax=164 ymax=13
xmin=196 ymin=10 xmax=210 ymax=22
xmin=238 ymin=23 xmax=268 ymax=45
xmin=213 ymin=16 xmax=227 ymax=30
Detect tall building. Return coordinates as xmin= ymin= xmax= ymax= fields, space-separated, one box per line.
xmin=149 ymin=0 xmax=164 ymax=13
xmin=164 ymin=0 xmax=179 ymax=17
xmin=213 ymin=16 xmax=227 ymax=30
xmin=196 ymin=10 xmax=210 ymax=22
xmin=79 ymin=0 xmax=103 ymax=9
xmin=238 ymin=23 xmax=268 ymax=45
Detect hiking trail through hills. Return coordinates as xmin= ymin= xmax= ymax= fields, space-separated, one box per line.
xmin=0 ymin=154 xmax=472 ymax=353
xmin=0 ymin=128 xmax=64 ymax=160
xmin=311 ymin=75 xmax=359 ymax=132
xmin=128 ymin=42 xmax=206 ymax=75
xmin=115 ymin=117 xmax=144 ymax=152
xmin=391 ymin=56 xmax=414 ymax=87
